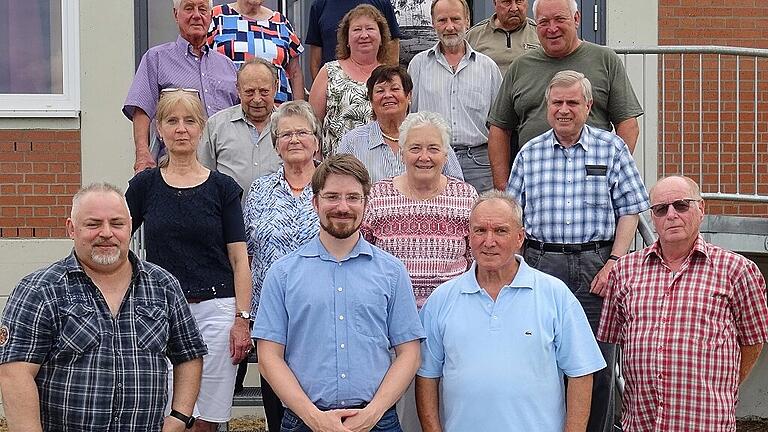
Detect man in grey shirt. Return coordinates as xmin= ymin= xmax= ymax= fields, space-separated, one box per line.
xmin=408 ymin=0 xmax=502 ymax=193
xmin=199 ymin=58 xmax=282 ymax=204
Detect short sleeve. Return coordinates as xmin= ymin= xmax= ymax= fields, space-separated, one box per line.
xmin=506 ymin=151 xmax=526 ymax=205
xmin=732 ymin=260 xmax=768 ymax=346
xmin=609 ymin=142 xmax=650 ymax=217
xmin=198 ymin=121 xmax=217 ymax=171
xmin=487 ymin=63 xmax=520 ymax=130
xmin=606 ymin=54 xmax=644 ymax=124
xmin=282 ymin=15 xmax=305 ymax=58
xmin=252 ymin=263 xmax=289 ymax=345
xmin=386 ymin=264 xmax=425 ymax=347
xmin=597 ymin=265 xmax=625 ymax=344
xmin=555 ymin=294 xmax=607 ymax=377
xmin=442 ymin=147 xmax=465 ymax=181
xmin=126 ymin=169 xmax=154 ymax=235
xmin=123 ymin=51 xmax=160 ymax=120
xmin=417 ymin=295 xmax=445 ymax=378
xmin=218 ymin=173 xmax=246 ymax=244
xmin=304 ymin=1 xmax=323 ymax=46
xmin=0 ymin=278 xmax=55 ymax=365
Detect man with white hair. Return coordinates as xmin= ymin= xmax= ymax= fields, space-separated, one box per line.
xmin=123 ymin=0 xmax=239 ymax=173
xmin=408 ymin=0 xmax=502 ymax=193
xmin=507 ymin=70 xmax=649 ymax=432
xmin=0 ymin=183 xmax=207 ymax=432
xmin=488 ymin=0 xmax=643 ymax=190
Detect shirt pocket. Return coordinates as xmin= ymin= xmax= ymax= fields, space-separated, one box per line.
xmin=583 ymin=175 xmax=611 ymax=207
xmin=352 ymin=301 xmax=388 ymax=341
xmin=135 ymin=304 xmax=169 ymax=353
xmin=59 ymin=303 xmax=101 ymax=355
xmin=690 ymin=290 xmax=734 ymax=347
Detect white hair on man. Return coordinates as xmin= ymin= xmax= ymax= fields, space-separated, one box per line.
xmin=544 ymin=69 xmax=593 ymax=104
xmin=532 ymin=0 xmax=578 ymax=17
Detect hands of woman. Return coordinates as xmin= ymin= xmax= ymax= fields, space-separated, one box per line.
xmin=229 ymin=318 xmax=253 ymax=364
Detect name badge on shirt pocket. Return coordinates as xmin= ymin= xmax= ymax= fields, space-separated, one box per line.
xmin=585 ymin=165 xmax=608 ymax=176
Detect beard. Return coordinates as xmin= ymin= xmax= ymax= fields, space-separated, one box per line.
xmin=438 ymin=29 xmax=467 ymax=48
xmin=91 ymin=245 xmax=121 ymax=266
xmin=320 ymin=212 xmax=362 ymax=239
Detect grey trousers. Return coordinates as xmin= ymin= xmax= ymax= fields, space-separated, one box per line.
xmin=523 ymin=244 xmax=618 ymax=432
xmin=453 ymin=144 xmax=493 ymax=193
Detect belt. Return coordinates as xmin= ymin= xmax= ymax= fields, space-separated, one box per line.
xmin=452 ymin=143 xmax=487 ymax=152
xmin=526 ymin=239 xmax=613 ymax=253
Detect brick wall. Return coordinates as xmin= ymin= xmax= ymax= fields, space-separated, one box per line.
xmin=0 ymin=130 xmax=81 ymax=238
xmin=658 ymin=0 xmax=768 ymax=216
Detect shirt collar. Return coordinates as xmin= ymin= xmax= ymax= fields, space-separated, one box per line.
xmin=427 ymin=40 xmax=477 ymax=62
xmin=461 ymin=255 xmax=536 ymax=294
xmin=299 ymin=234 xmax=374 ymax=262
xmin=488 ymin=14 xmax=531 ymax=33
xmin=176 ymin=34 xmax=209 ymax=57
xmin=644 ymin=235 xmax=711 ymax=264
xmin=550 ymin=124 xmax=592 ymax=151
xmin=368 ymin=122 xmax=387 ymax=150
xmin=65 ymin=249 xmax=143 ymax=280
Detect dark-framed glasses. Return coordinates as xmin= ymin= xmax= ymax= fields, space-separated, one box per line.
xmin=650 ymin=198 xmax=700 ymax=217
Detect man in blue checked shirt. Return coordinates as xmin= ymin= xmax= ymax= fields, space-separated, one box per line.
xmin=507 ymin=70 xmax=650 ymax=432
xmin=0 ymin=183 xmax=207 ymax=432
xmin=254 ymin=154 xmax=424 ymax=432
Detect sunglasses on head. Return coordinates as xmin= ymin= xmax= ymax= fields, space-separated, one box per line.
xmin=650 ymin=198 xmax=700 ymax=217
xmin=160 ymin=87 xmax=200 ymax=98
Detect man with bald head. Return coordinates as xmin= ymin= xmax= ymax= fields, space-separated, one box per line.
xmin=0 ymin=183 xmax=207 ymax=432
xmin=487 ymin=0 xmax=643 ymax=190
xmin=599 ymin=176 xmax=768 ymax=431
xmin=199 ymin=57 xmax=282 ymax=203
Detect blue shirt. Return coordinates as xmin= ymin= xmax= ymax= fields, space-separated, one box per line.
xmin=506 ymin=125 xmax=650 ymax=243
xmin=0 ymin=251 xmax=207 ymax=432
xmin=305 ymin=0 xmax=402 ymax=65
xmin=254 ymin=235 xmax=424 ymax=409
xmin=243 ymin=166 xmax=319 ymax=314
xmin=337 ymin=121 xmax=464 ymax=183
xmin=418 ymin=257 xmax=606 ymax=432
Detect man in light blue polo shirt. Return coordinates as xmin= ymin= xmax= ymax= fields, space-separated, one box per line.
xmin=254 ymin=154 xmax=424 ymax=432
xmin=416 ymin=190 xmax=605 ymax=432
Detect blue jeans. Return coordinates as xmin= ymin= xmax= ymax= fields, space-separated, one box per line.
xmin=281 ymin=406 xmax=401 ymax=432
xmin=453 ymin=144 xmax=493 ymax=193
xmin=523 ymin=244 xmax=617 ymax=432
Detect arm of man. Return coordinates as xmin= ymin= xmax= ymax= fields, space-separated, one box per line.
xmin=614 ymin=117 xmax=640 ymax=153
xmin=488 ymin=125 xmax=513 ymax=190
xmin=740 ymin=343 xmax=764 ymax=384
xmin=387 ymin=39 xmax=400 ymax=66
xmin=287 ymin=57 xmax=306 ymax=101
xmin=162 ymin=357 xmax=202 ymax=432
xmin=258 ymin=340 xmax=357 ymax=432
xmin=591 ymin=214 xmax=639 ymax=297
xmin=0 ymin=362 xmax=43 ymax=432
xmin=564 ymin=374 xmax=593 ymax=432
xmin=132 ymin=108 xmax=157 ymax=173
xmin=415 ymin=376 xmax=442 ymax=432
xmin=343 ymin=340 xmax=420 ymax=432
xmin=309 ymin=46 xmax=323 ymax=81
xmin=227 ymin=241 xmax=253 ymax=364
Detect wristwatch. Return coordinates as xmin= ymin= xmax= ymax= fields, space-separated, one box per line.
xmin=169 ymin=409 xmax=196 ymax=429
xmin=236 ymin=310 xmax=252 ymax=320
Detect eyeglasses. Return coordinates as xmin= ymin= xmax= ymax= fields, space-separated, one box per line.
xmin=160 ymin=87 xmax=200 ymax=98
xmin=277 ymin=129 xmax=313 ymax=142
xmin=318 ymin=193 xmax=365 ymax=205
xmin=650 ymin=199 xmax=700 ymax=217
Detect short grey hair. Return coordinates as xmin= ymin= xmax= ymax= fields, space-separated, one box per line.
xmin=270 ymin=100 xmax=322 ymax=147
xmin=472 ymin=190 xmax=524 ymax=227
xmin=544 ymin=70 xmax=593 ymax=103
xmin=237 ymin=57 xmax=279 ymax=85
xmin=172 ymin=0 xmax=213 ymax=10
xmin=532 ymin=0 xmax=578 ymax=18
xmin=71 ymin=183 xmax=129 ymax=219
xmin=398 ymin=111 xmax=452 ymax=156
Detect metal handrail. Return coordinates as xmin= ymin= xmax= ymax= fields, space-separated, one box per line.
xmin=613 ymin=45 xmax=768 ymax=57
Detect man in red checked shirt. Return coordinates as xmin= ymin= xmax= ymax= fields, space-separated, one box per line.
xmin=598 ymin=175 xmax=768 ymax=432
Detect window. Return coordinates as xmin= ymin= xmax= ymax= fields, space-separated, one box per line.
xmin=0 ymin=0 xmax=80 ymax=117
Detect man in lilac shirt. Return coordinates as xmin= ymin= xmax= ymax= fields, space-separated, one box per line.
xmin=123 ymin=0 xmax=238 ymax=173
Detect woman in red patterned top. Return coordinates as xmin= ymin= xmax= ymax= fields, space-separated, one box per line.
xmin=362 ymin=111 xmax=477 ymax=309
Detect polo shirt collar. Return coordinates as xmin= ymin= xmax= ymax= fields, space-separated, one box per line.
xmin=299 ymin=234 xmax=374 ymax=262
xmin=462 ymin=255 xmax=535 ymax=294
xmin=488 ymin=13 xmax=530 ymax=34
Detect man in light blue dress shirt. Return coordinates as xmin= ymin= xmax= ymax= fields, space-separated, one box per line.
xmin=416 ymin=190 xmax=605 ymax=432
xmin=254 ymin=154 xmax=424 ymax=432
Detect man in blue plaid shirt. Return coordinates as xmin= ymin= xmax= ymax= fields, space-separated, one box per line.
xmin=0 ymin=183 xmax=208 ymax=432
xmin=507 ymin=70 xmax=650 ymax=432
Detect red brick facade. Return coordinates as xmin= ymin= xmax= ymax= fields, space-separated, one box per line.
xmin=0 ymin=130 xmax=81 ymax=238
xmin=658 ymin=0 xmax=768 ymax=216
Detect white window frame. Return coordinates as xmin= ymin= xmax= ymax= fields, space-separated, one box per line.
xmin=0 ymin=0 xmax=80 ymax=118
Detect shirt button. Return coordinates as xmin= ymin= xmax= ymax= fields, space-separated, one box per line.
xmin=114 ymin=416 xmax=119 ymax=421
xmin=341 ymin=401 xmax=346 ymax=406
xmin=202 ymin=72 xmax=205 ymax=76
xmin=341 ymin=373 xmax=346 ymax=379
xmin=117 ymin=382 xmax=123 ymax=388
xmin=254 ymin=162 xmax=258 ymax=166
xmin=340 ymin=343 xmax=345 ymax=349
xmin=339 ymin=315 xmax=344 ymax=320
xmin=492 ymin=315 xmax=498 ymax=320
xmin=337 ymin=287 xmax=343 ymax=292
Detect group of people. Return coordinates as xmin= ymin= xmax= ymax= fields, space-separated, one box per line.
xmin=0 ymin=1 xmax=766 ymax=432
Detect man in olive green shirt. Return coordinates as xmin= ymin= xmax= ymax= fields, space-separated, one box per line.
xmin=466 ymin=0 xmax=539 ymax=74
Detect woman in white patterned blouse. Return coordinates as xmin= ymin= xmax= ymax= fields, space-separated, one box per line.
xmin=242 ymin=100 xmax=320 ymax=432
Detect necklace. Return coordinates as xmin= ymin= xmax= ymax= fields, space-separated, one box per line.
xmin=381 ymin=131 xmax=399 ymax=142
xmin=286 ymin=178 xmax=308 ymax=192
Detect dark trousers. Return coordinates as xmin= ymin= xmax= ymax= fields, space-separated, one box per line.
xmin=523 ymin=244 xmax=617 ymax=432
xmin=281 ymin=406 xmax=401 ymax=432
